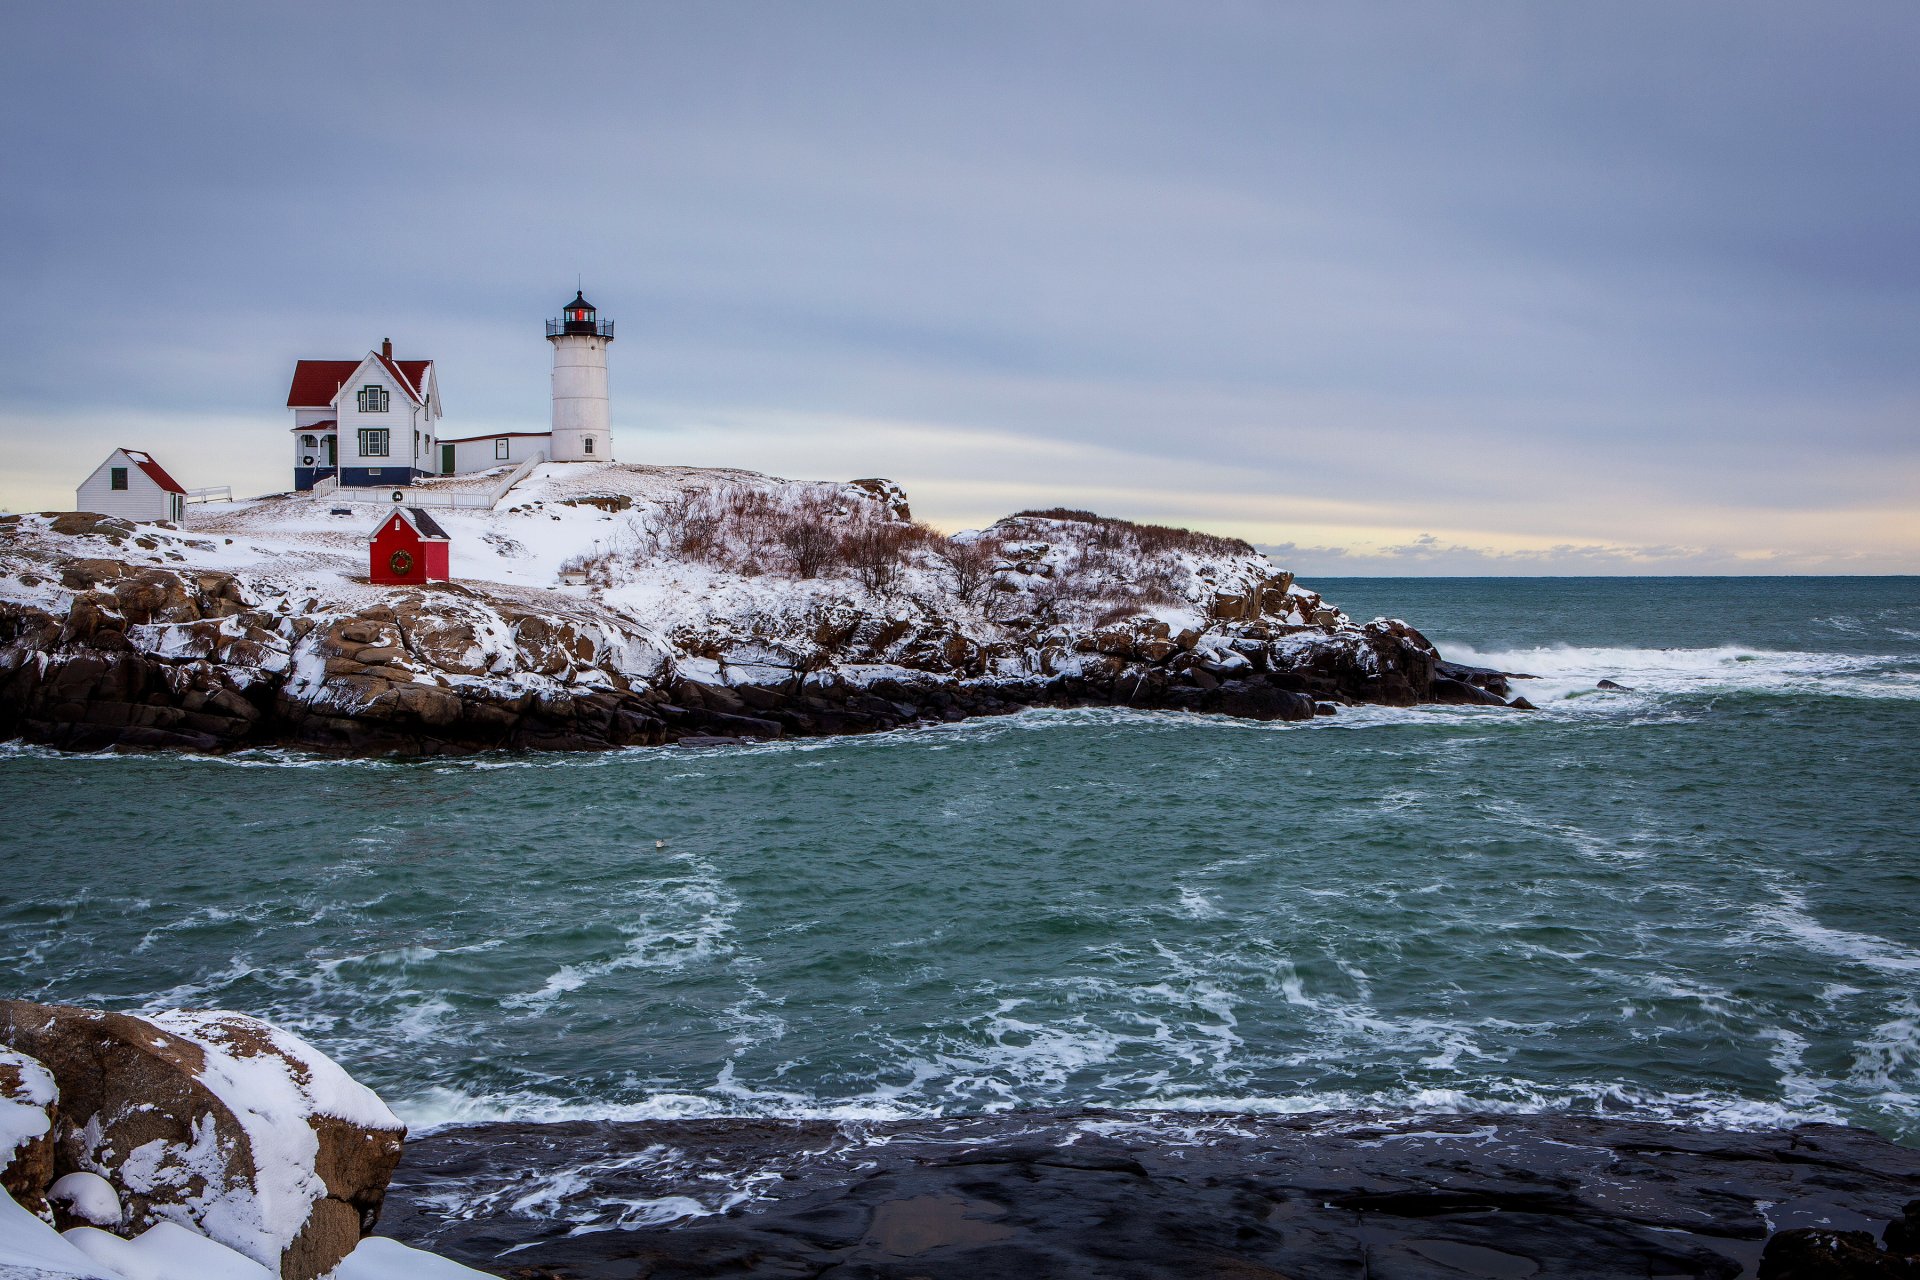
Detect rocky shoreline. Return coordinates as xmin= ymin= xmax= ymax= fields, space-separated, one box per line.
xmin=383 ymin=1111 xmax=1920 ymax=1279
xmin=0 ymin=480 xmax=1532 ymax=757
xmin=7 ymin=1000 xmax=1920 ymax=1279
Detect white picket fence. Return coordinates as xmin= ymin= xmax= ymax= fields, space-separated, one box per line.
xmin=312 ymin=452 xmax=547 ymax=511
xmin=184 ymin=486 xmax=232 ymax=505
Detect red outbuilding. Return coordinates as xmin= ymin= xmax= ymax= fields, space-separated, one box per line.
xmin=368 ymin=506 xmax=451 ymax=584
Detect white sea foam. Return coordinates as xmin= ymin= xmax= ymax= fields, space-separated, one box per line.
xmin=1442 ymin=641 xmax=1918 ymax=707
xmin=1747 ymin=888 xmax=1920 ymax=974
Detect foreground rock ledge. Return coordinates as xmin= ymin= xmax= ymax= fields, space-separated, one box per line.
xmin=380 ymin=1111 xmax=1920 ymax=1279
xmin=0 ymin=1000 xmax=406 ymax=1280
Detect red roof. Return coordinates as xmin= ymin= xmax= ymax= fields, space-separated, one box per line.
xmin=289 ymin=419 xmax=338 ymax=433
xmin=286 ymin=357 xmax=431 ymax=407
xmin=368 ymin=507 xmax=451 ymax=543
xmin=119 ymin=449 xmax=185 ymax=495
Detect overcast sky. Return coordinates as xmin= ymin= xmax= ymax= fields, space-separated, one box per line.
xmin=2 ymin=2 xmax=1916 ymax=573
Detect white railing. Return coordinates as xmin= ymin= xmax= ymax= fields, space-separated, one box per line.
xmin=312 ymin=452 xmax=547 ymax=511
xmin=184 ymin=485 xmax=232 ymax=504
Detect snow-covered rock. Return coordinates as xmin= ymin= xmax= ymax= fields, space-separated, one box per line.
xmin=0 ymin=465 xmax=1508 ymax=755
xmin=0 ymin=1049 xmax=57 ymax=1221
xmin=47 ymin=1175 xmax=119 ymax=1231
xmin=0 ymin=1002 xmax=405 ymax=1280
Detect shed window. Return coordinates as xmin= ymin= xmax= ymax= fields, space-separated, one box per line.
xmin=110 ymin=467 xmax=128 ymax=490
xmin=358 ymin=428 xmax=390 ymax=457
xmin=357 ymin=385 xmax=390 ymax=414
xmin=495 ymin=438 xmax=509 ymax=460
xmin=583 ymin=436 xmax=595 ymax=455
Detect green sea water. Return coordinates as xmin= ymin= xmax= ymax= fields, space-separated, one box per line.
xmin=3 ymin=577 xmax=1917 ymax=1140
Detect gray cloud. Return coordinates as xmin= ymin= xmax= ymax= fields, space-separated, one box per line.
xmin=2 ymin=2 xmax=1917 ymax=570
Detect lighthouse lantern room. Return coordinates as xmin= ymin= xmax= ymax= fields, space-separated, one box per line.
xmin=546 ymin=290 xmax=614 ymax=462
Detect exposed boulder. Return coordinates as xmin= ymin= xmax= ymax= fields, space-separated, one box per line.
xmin=0 ymin=1000 xmax=405 ymax=1280
xmin=1428 ymin=677 xmax=1511 ymax=707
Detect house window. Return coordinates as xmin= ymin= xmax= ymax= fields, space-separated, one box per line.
xmin=357 ymin=385 xmax=390 ymax=414
xmin=583 ymin=436 xmax=595 ymax=455
xmin=301 ymin=435 xmax=316 ymax=448
xmin=495 ymin=438 xmax=509 ymax=460
xmin=359 ymin=428 xmax=390 ymax=457
xmin=110 ymin=467 xmax=128 ymax=490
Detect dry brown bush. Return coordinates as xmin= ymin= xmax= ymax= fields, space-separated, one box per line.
xmin=1011 ymin=508 xmax=1252 ymax=557
xmin=934 ymin=535 xmax=1003 ymax=606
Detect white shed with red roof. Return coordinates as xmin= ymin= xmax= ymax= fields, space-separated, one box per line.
xmin=75 ymin=449 xmax=188 ymax=524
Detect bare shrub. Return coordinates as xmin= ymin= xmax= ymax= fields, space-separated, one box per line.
xmin=935 ymin=535 xmax=1003 ymax=606
xmin=779 ymin=508 xmax=841 ymax=579
xmin=1011 ymin=508 xmax=1252 ymax=557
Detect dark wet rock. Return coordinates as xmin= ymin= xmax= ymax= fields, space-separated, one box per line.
xmin=1758 ymin=1227 xmax=1918 ymax=1277
xmin=1435 ymin=659 xmax=1528 ymax=697
xmin=377 ymin=1112 xmax=1920 ymax=1280
xmin=1886 ymin=1200 xmax=1920 ymax=1255
xmin=1597 ymin=679 xmax=1635 ymax=691
xmin=1429 ymin=676 xmax=1511 ymax=707
xmin=1510 ymin=696 xmax=1538 ymax=711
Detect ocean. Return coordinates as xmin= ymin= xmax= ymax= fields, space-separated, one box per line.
xmin=4 ymin=576 xmax=1917 ymax=1146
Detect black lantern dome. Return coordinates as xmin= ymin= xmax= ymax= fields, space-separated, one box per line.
xmin=547 ymin=290 xmax=615 ymax=340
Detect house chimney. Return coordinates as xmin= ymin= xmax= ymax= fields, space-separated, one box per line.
xmin=381 ymin=338 xmax=392 ymax=360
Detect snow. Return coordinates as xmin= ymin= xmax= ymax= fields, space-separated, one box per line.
xmin=61 ymin=1223 xmax=272 ymax=1280
xmin=323 ymin=1237 xmax=495 ymax=1280
xmin=46 ymin=1176 xmax=118 ymax=1230
xmin=0 ymin=1050 xmax=54 ymax=1178
xmin=2 ymin=1191 xmax=491 ymax=1280
xmin=0 ymin=1188 xmax=117 ymax=1279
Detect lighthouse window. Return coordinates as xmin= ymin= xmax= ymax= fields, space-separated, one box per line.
xmin=110 ymin=467 xmax=128 ymax=490
xmin=357 ymin=385 xmax=390 ymax=414
xmin=358 ymin=428 xmax=390 ymax=457
xmin=495 ymin=438 xmax=509 ymax=459
xmin=583 ymin=436 xmax=595 ymax=455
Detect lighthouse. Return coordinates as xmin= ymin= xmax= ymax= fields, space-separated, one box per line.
xmin=546 ymin=289 xmax=614 ymax=462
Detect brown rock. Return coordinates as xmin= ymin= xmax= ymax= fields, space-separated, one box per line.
xmin=0 ymin=1048 xmax=57 ymax=1218
xmin=0 ymin=1000 xmax=405 ymax=1280
xmin=50 ymin=514 xmax=137 ymax=540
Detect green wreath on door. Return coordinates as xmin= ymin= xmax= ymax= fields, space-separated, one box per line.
xmin=389 ymin=549 xmax=414 ymax=576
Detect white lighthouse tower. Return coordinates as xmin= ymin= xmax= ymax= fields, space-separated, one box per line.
xmin=546 ymin=289 xmax=614 ymax=462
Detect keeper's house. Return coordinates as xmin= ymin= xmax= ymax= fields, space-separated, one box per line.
xmin=288 ymin=340 xmax=441 ymax=491
xmin=369 ymin=507 xmax=451 ymax=585
xmin=76 ymin=449 xmax=187 ymax=523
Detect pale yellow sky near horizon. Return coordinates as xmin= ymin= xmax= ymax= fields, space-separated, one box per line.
xmin=4 ymin=406 xmax=1914 ymax=576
